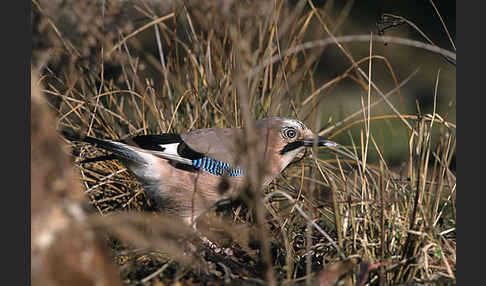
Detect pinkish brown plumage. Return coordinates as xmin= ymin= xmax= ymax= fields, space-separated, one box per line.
xmin=63 ymin=117 xmax=337 ymax=225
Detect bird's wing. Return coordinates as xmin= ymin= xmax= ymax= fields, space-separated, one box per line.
xmin=129 ymin=128 xmax=250 ymax=167
xmin=180 ymin=128 xmax=245 ymax=166
xmin=127 ymin=134 xmax=202 ymax=165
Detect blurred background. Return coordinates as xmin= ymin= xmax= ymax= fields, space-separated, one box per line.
xmin=31 ymin=1 xmax=456 ymax=284
xmin=32 ymin=0 xmax=456 ymax=169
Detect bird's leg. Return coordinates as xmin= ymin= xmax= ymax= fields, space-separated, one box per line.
xmin=185 ymin=217 xmax=234 ymax=256
xmin=199 ymin=235 xmax=234 ymax=256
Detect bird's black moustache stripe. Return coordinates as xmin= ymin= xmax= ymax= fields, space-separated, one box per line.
xmin=280 ymin=141 xmax=304 ymax=155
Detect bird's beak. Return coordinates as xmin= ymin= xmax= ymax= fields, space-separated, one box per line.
xmin=301 ymin=136 xmax=338 ymax=147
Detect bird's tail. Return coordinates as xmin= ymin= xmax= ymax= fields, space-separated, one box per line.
xmin=61 ymin=129 xmax=147 ymax=165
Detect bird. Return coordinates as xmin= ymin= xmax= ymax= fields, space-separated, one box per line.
xmin=62 ymin=117 xmax=337 ymax=225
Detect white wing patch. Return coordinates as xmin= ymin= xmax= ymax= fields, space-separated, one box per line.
xmin=160 ymin=143 xmax=180 ymax=156
xmin=147 ymin=142 xmax=192 ymax=165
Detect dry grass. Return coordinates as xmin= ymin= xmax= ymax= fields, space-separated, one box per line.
xmin=32 ymin=0 xmax=455 ymax=285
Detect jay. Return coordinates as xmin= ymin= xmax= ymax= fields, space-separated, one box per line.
xmin=63 ymin=117 xmax=337 ymax=225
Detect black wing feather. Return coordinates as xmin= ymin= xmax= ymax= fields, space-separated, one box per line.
xmin=129 ymin=134 xmax=204 ymax=160
xmin=129 ymin=134 xmax=182 ymax=151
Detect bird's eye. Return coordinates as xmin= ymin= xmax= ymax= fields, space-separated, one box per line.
xmin=283 ymin=127 xmax=297 ymax=139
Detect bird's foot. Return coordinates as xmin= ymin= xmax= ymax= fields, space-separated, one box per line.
xmin=201 ymin=236 xmax=234 ymax=256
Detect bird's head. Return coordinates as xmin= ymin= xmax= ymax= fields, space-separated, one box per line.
xmin=255 ymin=117 xmax=337 ymax=174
